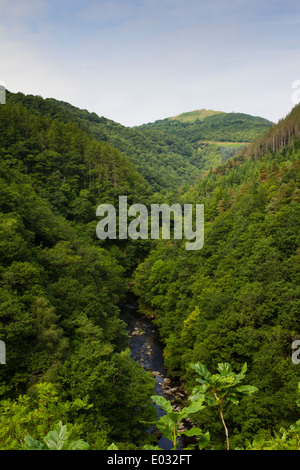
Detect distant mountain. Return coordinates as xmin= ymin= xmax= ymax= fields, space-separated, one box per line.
xmin=6 ymin=92 xmax=273 ymax=192
xmin=168 ymin=108 xmax=224 ymax=123
xmin=136 ymin=111 xmax=274 ymax=181
xmin=47 ymin=100 xmax=273 ymax=191
xmin=7 ymin=92 xmax=203 ymax=192
xmin=140 ymin=110 xmax=273 ymax=142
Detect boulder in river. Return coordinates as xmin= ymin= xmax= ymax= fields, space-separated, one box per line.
xmin=151 ymin=371 xmax=163 ymax=378
xmin=130 ymin=327 xmax=145 ymax=336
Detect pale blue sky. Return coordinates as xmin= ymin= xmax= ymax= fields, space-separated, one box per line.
xmin=0 ymin=0 xmax=300 ymax=125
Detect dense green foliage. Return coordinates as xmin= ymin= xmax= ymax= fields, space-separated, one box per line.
xmin=136 ymin=111 xmax=273 ymax=185
xmin=148 ymin=374 xmax=300 ymax=451
xmin=6 ymin=92 xmax=272 ymax=192
xmin=0 ymin=95 xmax=156 ymax=449
xmin=133 ymin=107 xmax=300 ymax=447
xmin=17 ymin=363 xmax=300 ymax=451
xmin=0 ymin=90 xmax=299 ymax=450
xmin=6 ymin=361 xmax=259 ymax=451
xmin=5 ymin=92 xmax=203 ymax=192
xmin=0 ymin=382 xmax=92 ymax=449
xmin=146 ymin=361 xmax=258 ymax=450
xmin=24 ymin=421 xmax=91 ymax=450
xmin=243 ymin=103 xmax=300 ymax=159
xmin=139 ymin=112 xmax=273 ymax=143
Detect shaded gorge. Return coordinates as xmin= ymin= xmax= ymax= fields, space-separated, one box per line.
xmin=120 ymin=297 xmax=190 ymax=450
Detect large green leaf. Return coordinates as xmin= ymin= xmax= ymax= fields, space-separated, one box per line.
xmin=181 ymin=398 xmax=207 ymax=417
xmin=179 ymin=427 xmax=205 ymax=437
xmin=151 ymin=395 xmax=173 ymax=414
xmin=233 ymin=363 xmax=248 ymax=384
xmin=44 ymin=422 xmax=69 ymax=450
xmin=107 ymin=443 xmax=119 ymax=450
xmin=217 ymin=363 xmax=234 ymax=377
xmin=155 ymin=414 xmax=175 ymax=442
xmin=190 ymin=389 xmax=217 ymax=406
xmin=198 ymin=432 xmax=211 ymax=450
xmin=66 ymin=440 xmax=90 ymax=450
xmin=143 ymin=445 xmax=161 ymax=450
xmin=24 ymin=435 xmax=46 ymax=450
xmin=234 ymin=385 xmax=259 ymax=396
xmin=190 ymin=363 xmax=211 ymax=380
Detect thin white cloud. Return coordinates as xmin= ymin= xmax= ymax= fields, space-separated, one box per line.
xmin=0 ymin=0 xmax=299 ymax=125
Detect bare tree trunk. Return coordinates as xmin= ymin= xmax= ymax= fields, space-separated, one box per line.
xmin=213 ymin=390 xmax=230 ymax=450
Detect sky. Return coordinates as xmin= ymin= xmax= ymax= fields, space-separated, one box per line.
xmin=0 ymin=0 xmax=300 ymax=126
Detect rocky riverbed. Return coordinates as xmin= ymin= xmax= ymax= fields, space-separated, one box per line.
xmin=120 ymin=299 xmax=192 ymax=449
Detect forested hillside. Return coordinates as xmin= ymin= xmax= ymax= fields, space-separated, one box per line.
xmin=5 ymin=92 xmax=203 ymax=192
xmin=137 ymin=111 xmax=273 ymax=182
xmin=0 ymin=91 xmax=299 ymax=451
xmin=133 ymin=104 xmax=300 ymax=448
xmin=6 ymin=92 xmax=273 ymax=192
xmin=0 ymin=95 xmax=156 ymax=449
xmin=139 ymin=111 xmax=272 ymax=142
xmin=168 ymin=109 xmax=225 ymax=122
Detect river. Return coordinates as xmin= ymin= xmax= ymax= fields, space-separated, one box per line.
xmin=120 ymin=298 xmax=187 ymax=450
